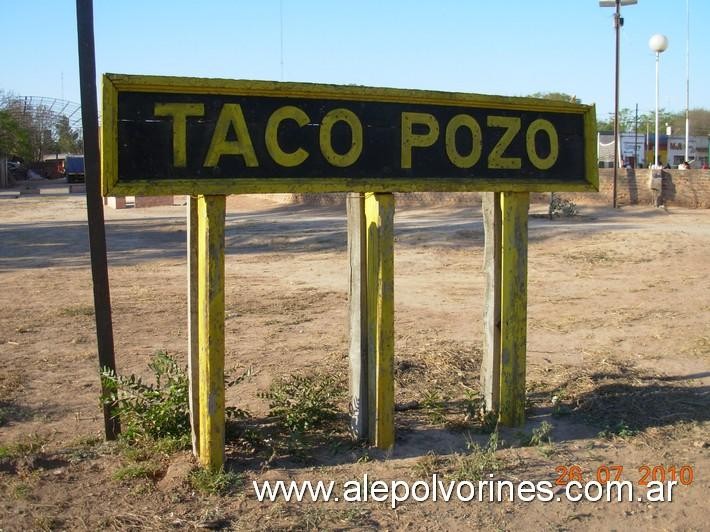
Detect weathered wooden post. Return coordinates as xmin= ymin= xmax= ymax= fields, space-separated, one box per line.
xmin=196 ymin=195 xmax=226 ymax=471
xmin=187 ymin=196 xmax=200 ymax=458
xmin=499 ymin=192 xmax=529 ymax=426
xmin=347 ymin=192 xmax=368 ymax=439
xmin=481 ymin=192 xmax=502 ymax=413
xmin=347 ymin=192 xmax=395 ymax=449
xmin=365 ymin=192 xmax=395 ymax=449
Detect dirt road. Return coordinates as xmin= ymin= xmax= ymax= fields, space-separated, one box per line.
xmin=1 ymin=194 xmax=708 ymax=530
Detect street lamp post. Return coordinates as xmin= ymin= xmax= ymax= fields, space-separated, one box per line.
xmin=649 ymin=34 xmax=669 ymax=167
xmin=600 ymin=0 xmax=638 ymax=208
xmin=685 ymin=0 xmax=690 ymax=163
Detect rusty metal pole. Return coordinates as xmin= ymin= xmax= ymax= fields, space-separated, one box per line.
xmin=76 ymin=0 xmax=120 ymax=439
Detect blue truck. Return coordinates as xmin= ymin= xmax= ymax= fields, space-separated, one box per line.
xmin=64 ymin=155 xmax=85 ymax=183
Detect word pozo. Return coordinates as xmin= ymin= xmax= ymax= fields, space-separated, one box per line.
xmin=102 ymin=74 xmax=597 ymax=195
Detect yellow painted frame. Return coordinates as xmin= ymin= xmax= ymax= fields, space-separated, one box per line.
xmin=101 ymin=73 xmax=598 ymax=196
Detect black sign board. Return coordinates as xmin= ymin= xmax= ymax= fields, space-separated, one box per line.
xmin=102 ymin=74 xmax=597 ymax=195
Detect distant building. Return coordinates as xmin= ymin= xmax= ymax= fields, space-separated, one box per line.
xmin=598 ymin=133 xmax=709 ymax=168
xmin=598 ymin=132 xmax=646 ymax=168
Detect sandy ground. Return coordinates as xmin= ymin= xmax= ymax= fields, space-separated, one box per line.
xmin=0 ymin=191 xmax=708 ymax=530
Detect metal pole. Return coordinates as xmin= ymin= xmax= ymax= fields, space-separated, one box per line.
xmin=612 ymin=0 xmax=621 ymax=207
xmin=635 ymin=103 xmax=639 ymax=167
xmin=685 ymin=0 xmax=690 ymax=162
xmin=76 ymin=0 xmax=120 ymax=440
xmin=655 ymin=51 xmax=660 ymax=167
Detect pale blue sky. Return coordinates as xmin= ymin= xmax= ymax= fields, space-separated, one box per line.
xmin=1 ymin=0 xmax=707 ymax=121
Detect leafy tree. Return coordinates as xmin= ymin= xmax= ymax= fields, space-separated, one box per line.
xmin=637 ymin=108 xmax=677 ymax=135
xmin=55 ymin=115 xmax=82 ymax=154
xmin=0 ymin=109 xmax=32 ymax=160
xmin=685 ymin=108 xmax=710 ymax=137
xmin=529 ymin=92 xmax=581 ymax=104
xmin=1 ymin=93 xmax=83 ymax=161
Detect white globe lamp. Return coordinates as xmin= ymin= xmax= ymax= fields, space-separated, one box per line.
xmin=649 ymin=34 xmax=668 ymax=167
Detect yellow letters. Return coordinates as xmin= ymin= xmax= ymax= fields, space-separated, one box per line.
xmin=154 ymin=103 xmax=205 ymax=167
xmin=487 ymin=116 xmax=521 ymax=169
xmin=265 ymin=106 xmax=310 ymax=167
xmin=155 ymin=100 xmax=565 ymax=176
xmin=445 ymin=114 xmax=482 ymax=169
xmin=526 ymin=119 xmax=559 ymax=170
xmin=203 ymin=104 xmax=258 ymax=167
xmin=401 ymin=112 xmax=439 ymax=169
xmin=319 ymin=108 xmax=363 ymax=167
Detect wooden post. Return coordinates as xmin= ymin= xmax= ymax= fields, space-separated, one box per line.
xmin=187 ymin=196 xmax=200 ymax=458
xmin=365 ymin=192 xmax=395 ymax=449
xmin=481 ymin=192 xmax=502 ymax=413
xmin=499 ymin=192 xmax=529 ymax=427
xmin=347 ymin=193 xmax=369 ymax=440
xmin=197 ymin=195 xmax=226 ymax=470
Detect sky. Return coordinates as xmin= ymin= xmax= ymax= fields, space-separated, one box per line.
xmin=1 ymin=0 xmax=707 ymax=122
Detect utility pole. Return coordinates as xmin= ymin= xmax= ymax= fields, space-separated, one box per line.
xmin=635 ymin=103 xmax=639 ymax=167
xmin=76 ymin=0 xmax=120 ymax=440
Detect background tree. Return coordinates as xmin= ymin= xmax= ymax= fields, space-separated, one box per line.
xmin=1 ymin=92 xmax=83 ymax=161
xmin=685 ymin=108 xmax=710 ymax=137
xmin=529 ymin=91 xmax=581 ymax=104
xmin=55 ymin=115 xmax=82 ymax=154
xmin=599 ymin=107 xmax=710 ymax=136
xmin=0 ymin=109 xmax=32 ymax=160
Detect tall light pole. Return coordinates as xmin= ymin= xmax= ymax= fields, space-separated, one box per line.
xmin=685 ymin=0 xmax=690 ymax=163
xmin=600 ymin=0 xmax=637 ymax=208
xmin=649 ymin=34 xmax=669 ymax=167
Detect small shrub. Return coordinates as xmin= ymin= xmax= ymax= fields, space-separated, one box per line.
xmin=518 ymin=421 xmax=553 ymax=447
xmin=0 ymin=433 xmax=47 ymax=460
xmin=451 ymin=432 xmax=501 ymax=481
xmin=116 ymin=434 xmax=189 ymax=462
xmin=413 ymin=451 xmax=445 ymax=477
xmin=549 ymin=194 xmax=578 ymax=218
xmin=113 ymin=462 xmax=161 ymax=481
xmin=59 ymin=305 xmax=95 ymax=317
xmin=421 ymin=390 xmax=447 ymax=425
xmin=598 ymin=420 xmax=637 ymax=439
xmin=101 ymin=351 xmax=190 ymax=441
xmin=260 ymin=372 xmax=344 ymax=433
xmin=189 ymin=467 xmax=243 ymax=495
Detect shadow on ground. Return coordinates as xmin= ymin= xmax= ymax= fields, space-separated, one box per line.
xmin=0 ymin=202 xmax=675 ymax=270
xmin=222 ymin=379 xmax=709 ymax=473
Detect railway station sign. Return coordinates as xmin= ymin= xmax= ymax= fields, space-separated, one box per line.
xmin=102 ymin=74 xmax=597 ymax=196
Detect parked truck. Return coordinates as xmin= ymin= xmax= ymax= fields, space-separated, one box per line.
xmin=64 ymin=155 xmax=85 ymax=183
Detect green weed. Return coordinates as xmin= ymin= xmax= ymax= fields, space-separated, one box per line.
xmin=101 ymin=351 xmax=191 ymax=441
xmin=451 ymin=432 xmax=501 ymax=481
xmin=460 ymin=390 xmax=499 ymax=433
xmin=598 ymin=420 xmax=637 ymax=439
xmin=421 ymin=390 xmax=447 ymax=425
xmin=59 ymin=305 xmax=95 ymax=317
xmin=517 ymin=421 xmax=554 ymax=447
xmin=260 ymin=372 xmax=344 ymax=433
xmin=189 ymin=467 xmax=243 ymax=495
xmin=0 ymin=433 xmax=47 ymax=460
xmin=113 ymin=462 xmax=161 ymax=481
xmin=413 ymin=451 xmax=445 ymax=477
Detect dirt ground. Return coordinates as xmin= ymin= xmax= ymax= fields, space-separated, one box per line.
xmin=0 ymin=190 xmax=708 ymax=531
